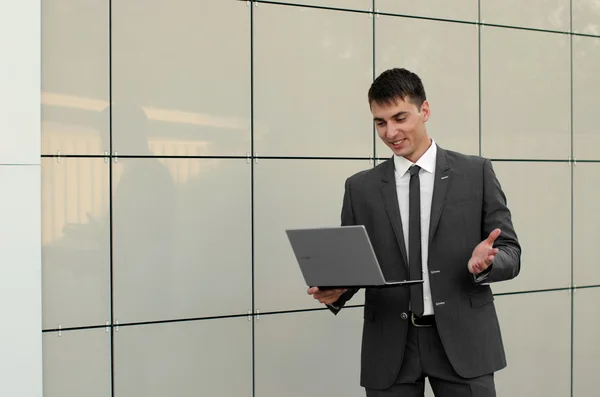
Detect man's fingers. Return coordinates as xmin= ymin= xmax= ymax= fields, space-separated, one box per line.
xmin=471 ymin=258 xmax=492 ymax=274
xmin=485 ymin=248 xmax=498 ymax=264
xmin=310 ymin=288 xmax=346 ymax=304
xmin=317 ymin=289 xmax=344 ymax=298
xmin=316 ymin=293 xmax=337 ymax=304
xmin=487 ymin=248 xmax=499 ymax=256
xmin=486 ymin=228 xmax=501 ymax=244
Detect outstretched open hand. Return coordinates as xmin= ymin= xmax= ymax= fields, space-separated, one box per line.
xmin=468 ymin=228 xmax=501 ymax=275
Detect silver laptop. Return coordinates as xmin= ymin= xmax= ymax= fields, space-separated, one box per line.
xmin=286 ymin=225 xmax=423 ymax=289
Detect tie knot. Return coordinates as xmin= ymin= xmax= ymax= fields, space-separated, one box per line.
xmin=409 ymin=164 xmax=421 ymax=176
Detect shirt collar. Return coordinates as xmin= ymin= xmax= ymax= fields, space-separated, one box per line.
xmin=393 ymin=138 xmax=437 ymax=178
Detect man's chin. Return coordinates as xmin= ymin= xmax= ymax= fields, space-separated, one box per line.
xmin=390 ymin=147 xmax=410 ymax=157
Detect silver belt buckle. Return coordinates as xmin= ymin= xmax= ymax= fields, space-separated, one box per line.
xmin=411 ymin=312 xmax=433 ymax=327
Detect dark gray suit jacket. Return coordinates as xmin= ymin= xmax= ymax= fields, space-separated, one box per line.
xmin=330 ymin=145 xmax=521 ymax=390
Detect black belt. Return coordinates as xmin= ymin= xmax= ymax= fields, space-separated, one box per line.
xmin=411 ymin=312 xmax=435 ymax=327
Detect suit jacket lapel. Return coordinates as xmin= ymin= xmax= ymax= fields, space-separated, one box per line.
xmin=380 ymin=158 xmax=409 ymax=269
xmin=429 ymin=147 xmax=451 ymax=245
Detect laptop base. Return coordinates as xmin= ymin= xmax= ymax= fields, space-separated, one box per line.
xmin=316 ymin=280 xmax=423 ymax=290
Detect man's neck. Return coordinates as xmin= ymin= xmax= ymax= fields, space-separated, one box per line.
xmin=405 ymin=137 xmax=432 ymax=163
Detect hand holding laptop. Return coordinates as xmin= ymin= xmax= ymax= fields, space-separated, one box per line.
xmin=307 ymin=286 xmax=348 ymax=305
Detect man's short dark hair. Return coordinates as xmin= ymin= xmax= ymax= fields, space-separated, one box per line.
xmin=368 ymin=68 xmax=427 ymax=109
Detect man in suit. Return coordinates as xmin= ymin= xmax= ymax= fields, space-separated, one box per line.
xmin=307 ymin=68 xmax=521 ymax=396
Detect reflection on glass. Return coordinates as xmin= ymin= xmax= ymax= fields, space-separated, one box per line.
xmin=111 ymin=0 xmax=251 ymax=156
xmin=489 ymin=162 xmax=570 ymax=294
xmin=254 ymin=159 xmax=368 ymax=312
xmin=255 ymin=309 xmax=363 ymax=397
xmin=41 ymin=0 xmax=109 ymax=155
xmin=573 ymin=35 xmax=600 ymax=160
xmin=375 ymin=16 xmax=479 ymax=157
xmin=42 ymin=329 xmax=111 ymax=397
xmin=253 ymin=4 xmax=373 ymax=157
xmin=573 ymin=287 xmax=600 ymax=396
xmin=264 ymin=0 xmax=369 ymax=10
xmin=481 ymin=0 xmax=569 ymax=32
xmin=114 ymin=318 xmax=251 ymax=397
xmin=111 ymin=107 xmax=251 ymax=322
xmin=494 ymin=292 xmax=571 ymax=396
xmin=573 ymin=0 xmax=600 ymax=34
xmin=112 ymin=104 xmax=176 ymax=322
xmin=376 ymin=0 xmax=477 ymax=22
xmin=42 ymin=158 xmax=110 ymax=329
xmin=481 ymin=27 xmax=570 ymax=159
xmin=573 ymin=164 xmax=600 ymax=286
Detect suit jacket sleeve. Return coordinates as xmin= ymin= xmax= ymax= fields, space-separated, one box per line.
xmin=327 ymin=177 xmax=361 ymax=314
xmin=475 ymin=158 xmax=521 ymax=284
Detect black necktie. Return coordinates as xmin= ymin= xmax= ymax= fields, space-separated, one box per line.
xmin=409 ymin=164 xmax=424 ymax=317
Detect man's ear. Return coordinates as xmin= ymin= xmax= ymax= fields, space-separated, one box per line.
xmin=421 ymin=100 xmax=431 ymax=122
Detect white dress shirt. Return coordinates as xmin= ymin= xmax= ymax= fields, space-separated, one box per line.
xmin=393 ymin=139 xmax=437 ymax=316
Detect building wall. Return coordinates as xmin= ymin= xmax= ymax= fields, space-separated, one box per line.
xmin=39 ymin=1 xmax=600 ymax=396
xmin=0 ymin=1 xmax=43 ymax=396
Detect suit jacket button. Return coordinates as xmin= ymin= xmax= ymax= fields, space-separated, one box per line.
xmin=400 ymin=312 xmax=408 ymax=320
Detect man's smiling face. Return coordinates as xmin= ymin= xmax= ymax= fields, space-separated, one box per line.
xmin=371 ymin=96 xmax=431 ymax=163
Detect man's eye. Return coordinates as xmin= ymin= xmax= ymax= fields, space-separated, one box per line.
xmin=395 ymin=118 xmax=406 ymax=122
xmin=376 ymin=122 xmax=386 ymax=127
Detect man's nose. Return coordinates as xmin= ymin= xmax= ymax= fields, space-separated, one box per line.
xmin=386 ymin=124 xmax=397 ymax=139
